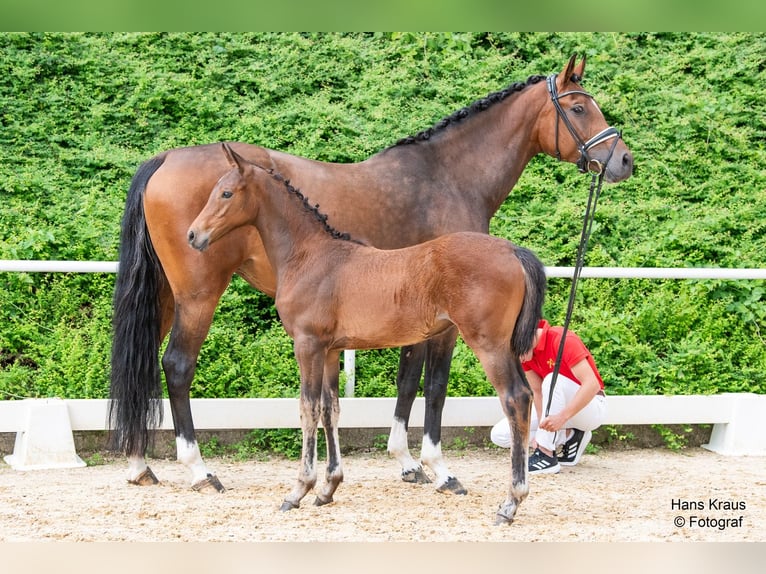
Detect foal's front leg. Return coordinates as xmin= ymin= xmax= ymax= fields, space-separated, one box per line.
xmin=280 ymin=338 xmax=324 ymax=511
xmin=315 ymin=350 xmax=344 ymax=506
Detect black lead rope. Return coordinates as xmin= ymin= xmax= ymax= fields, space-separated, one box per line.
xmin=541 ymin=73 xmax=623 ymax=447
xmin=544 ymin=171 xmax=602 ymax=419
xmin=544 ymin=134 xmax=621 ymax=433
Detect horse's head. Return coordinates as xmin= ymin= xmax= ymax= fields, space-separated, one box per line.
xmin=188 ymin=143 xmax=266 ymax=251
xmin=537 ymin=55 xmax=633 ymax=183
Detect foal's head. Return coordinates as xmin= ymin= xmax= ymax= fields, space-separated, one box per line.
xmin=536 ymin=55 xmax=633 ymax=182
xmin=187 ymin=143 xmax=266 ymax=251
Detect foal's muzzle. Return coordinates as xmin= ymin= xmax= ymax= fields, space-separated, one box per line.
xmin=187 ymin=229 xmax=209 ymax=251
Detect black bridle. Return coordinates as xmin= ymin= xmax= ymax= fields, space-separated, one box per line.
xmin=546 ymin=74 xmax=621 ymax=174
xmin=543 ymin=74 xmax=623 ymax=425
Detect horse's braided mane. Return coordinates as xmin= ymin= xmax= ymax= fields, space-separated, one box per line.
xmin=390 ymin=74 xmax=546 ymax=148
xmin=266 ymin=169 xmax=367 ymax=246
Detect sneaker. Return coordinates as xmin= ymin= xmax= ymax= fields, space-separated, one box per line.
xmin=559 ymin=429 xmax=592 ymax=466
xmin=528 ymin=448 xmax=560 ymax=475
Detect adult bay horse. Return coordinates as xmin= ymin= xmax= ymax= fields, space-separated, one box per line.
xmin=188 ymin=143 xmax=547 ymax=524
xmin=109 ymin=55 xmax=633 ymax=494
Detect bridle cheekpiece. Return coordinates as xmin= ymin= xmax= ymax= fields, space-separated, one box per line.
xmin=546 ymin=74 xmax=621 ymax=174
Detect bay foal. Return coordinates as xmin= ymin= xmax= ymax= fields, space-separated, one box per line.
xmin=188 ymin=144 xmax=547 ymax=524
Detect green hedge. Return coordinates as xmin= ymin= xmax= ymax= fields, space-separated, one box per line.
xmin=1 ymin=32 xmax=764 ymax=400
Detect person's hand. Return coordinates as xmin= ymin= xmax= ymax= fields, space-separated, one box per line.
xmin=539 ymin=412 xmax=568 ymax=432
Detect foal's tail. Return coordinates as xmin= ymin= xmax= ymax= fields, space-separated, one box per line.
xmin=510 ymin=246 xmax=547 ymax=357
xmin=108 ymin=154 xmax=168 ymax=456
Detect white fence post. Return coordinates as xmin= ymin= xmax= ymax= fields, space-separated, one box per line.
xmin=343 ymin=350 xmax=356 ymax=397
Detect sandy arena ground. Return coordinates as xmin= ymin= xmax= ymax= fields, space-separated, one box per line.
xmin=0 ymin=446 xmax=763 ymax=543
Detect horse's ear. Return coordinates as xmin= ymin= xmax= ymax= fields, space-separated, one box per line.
xmin=557 ymin=54 xmax=579 ymax=89
xmin=572 ymin=55 xmax=586 ymax=83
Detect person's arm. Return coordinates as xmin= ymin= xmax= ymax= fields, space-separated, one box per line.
xmin=538 ymin=358 xmax=601 ymax=432
xmin=525 ymin=369 xmax=543 ymax=420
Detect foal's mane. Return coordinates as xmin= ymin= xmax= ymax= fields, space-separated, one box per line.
xmin=390 ymin=75 xmax=546 ymax=148
xmin=254 ymin=164 xmax=366 ymax=246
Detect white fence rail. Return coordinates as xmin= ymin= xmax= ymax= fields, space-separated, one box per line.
xmin=1 ymin=261 xmax=765 ymax=460
xmin=1 ymin=394 xmax=765 ymax=458
xmin=3 ymin=259 xmax=766 ymax=278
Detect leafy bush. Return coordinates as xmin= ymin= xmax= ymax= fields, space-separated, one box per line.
xmin=1 ymin=33 xmax=764 ymax=402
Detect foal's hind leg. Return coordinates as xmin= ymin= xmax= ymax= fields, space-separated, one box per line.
xmin=474 ymin=348 xmax=533 ymax=525
xmin=315 ymin=351 xmax=344 ymax=506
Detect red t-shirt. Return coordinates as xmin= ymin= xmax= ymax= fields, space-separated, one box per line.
xmin=521 ymin=320 xmax=604 ymax=389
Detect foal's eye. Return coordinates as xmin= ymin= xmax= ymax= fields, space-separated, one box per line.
xmin=222 ymin=190 xmax=233 ymax=199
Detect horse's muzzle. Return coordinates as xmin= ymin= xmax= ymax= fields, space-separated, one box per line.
xmin=604 ymin=149 xmax=634 ymax=183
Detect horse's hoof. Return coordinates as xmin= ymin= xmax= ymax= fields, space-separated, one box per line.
xmin=314 ymin=495 xmax=333 ymax=507
xmin=192 ymin=474 xmax=226 ymax=493
xmin=402 ymin=467 xmax=432 ymax=484
xmin=128 ymin=467 xmax=159 ymax=486
xmin=280 ymin=500 xmax=299 ymax=512
xmin=436 ymin=476 xmax=467 ymax=495
xmin=494 ymin=512 xmax=514 ymax=526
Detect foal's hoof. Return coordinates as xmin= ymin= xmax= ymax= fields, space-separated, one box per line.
xmin=313 ymin=495 xmax=333 ymax=507
xmin=402 ymin=467 xmax=432 ymax=484
xmin=280 ymin=500 xmax=299 ymax=512
xmin=128 ymin=467 xmax=159 ymax=486
xmin=436 ymin=476 xmax=467 ymax=495
xmin=192 ymin=474 xmax=226 ymax=493
xmin=495 ymin=501 xmax=519 ymax=525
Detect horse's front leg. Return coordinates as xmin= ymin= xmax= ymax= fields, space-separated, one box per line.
xmin=315 ymin=351 xmax=344 ymax=506
xmin=388 ymin=343 xmax=430 ymax=483
xmin=421 ymin=328 xmax=466 ymax=495
xmin=162 ymin=299 xmax=225 ymax=493
xmin=281 ymin=338 xmax=324 ymax=511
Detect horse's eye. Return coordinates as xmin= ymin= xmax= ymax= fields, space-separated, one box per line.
xmin=222 ymin=190 xmax=233 ymax=199
xmin=572 ymin=104 xmax=585 ymax=115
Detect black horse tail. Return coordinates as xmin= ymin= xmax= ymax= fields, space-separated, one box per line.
xmin=510 ymin=246 xmax=547 ymax=357
xmin=108 ymin=154 xmax=167 ymax=456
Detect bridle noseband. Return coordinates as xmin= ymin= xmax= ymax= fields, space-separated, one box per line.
xmin=546 ymin=74 xmax=621 ymax=174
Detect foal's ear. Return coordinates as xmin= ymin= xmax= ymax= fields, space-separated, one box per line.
xmin=221 ymin=142 xmax=245 ymax=172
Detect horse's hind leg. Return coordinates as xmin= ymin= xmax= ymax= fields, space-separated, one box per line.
xmin=163 ymin=294 xmax=227 ymax=493
xmin=126 ymin=281 xmax=175 ymax=486
xmin=421 ymin=328 xmax=466 ymax=495
xmin=388 ymin=342 xmax=430 ymax=484
xmin=315 ymin=351 xmax=344 ymax=506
